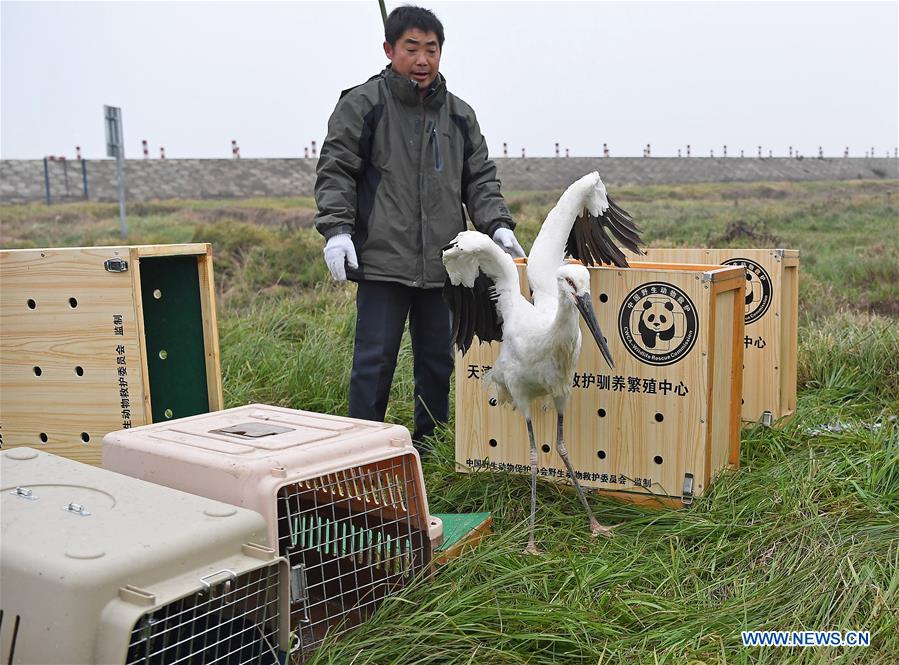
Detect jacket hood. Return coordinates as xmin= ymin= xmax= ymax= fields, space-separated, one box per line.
xmin=383 ymin=66 xmax=447 ymax=108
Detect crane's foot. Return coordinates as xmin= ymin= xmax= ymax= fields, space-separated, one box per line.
xmin=590 ymin=519 xmax=615 ymax=538
xmin=523 ymin=541 xmax=542 ymax=556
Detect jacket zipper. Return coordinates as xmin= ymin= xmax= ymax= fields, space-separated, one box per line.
xmin=417 ymin=114 xmax=431 ymax=286
xmin=430 ymin=125 xmax=443 ymax=171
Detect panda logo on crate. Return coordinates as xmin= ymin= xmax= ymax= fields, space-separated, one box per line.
xmin=619 ymin=282 xmax=698 ymax=366
xmin=722 ymin=258 xmax=772 ymax=325
xmin=637 ymin=299 xmax=676 ymax=349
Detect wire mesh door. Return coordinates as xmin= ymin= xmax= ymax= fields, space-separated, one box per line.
xmin=277 ymin=454 xmax=431 ymax=661
xmin=125 ymin=563 xmax=283 ymax=665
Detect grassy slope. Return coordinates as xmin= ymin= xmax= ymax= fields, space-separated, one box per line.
xmin=1 ymin=180 xmax=897 ymax=663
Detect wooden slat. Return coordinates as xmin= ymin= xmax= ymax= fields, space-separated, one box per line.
xmin=780 ymin=263 xmax=799 ymax=417
xmin=197 ymin=247 xmax=224 ymax=411
xmin=129 ymin=247 xmax=153 ymax=423
xmin=135 ymin=243 xmax=209 ymax=258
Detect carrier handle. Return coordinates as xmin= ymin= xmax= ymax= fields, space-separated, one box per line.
xmin=199 ymin=569 xmax=237 ymax=590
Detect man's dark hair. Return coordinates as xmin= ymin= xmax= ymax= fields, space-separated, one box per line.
xmin=385 ymin=6 xmax=445 ymax=48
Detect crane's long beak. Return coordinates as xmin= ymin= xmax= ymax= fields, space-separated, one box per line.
xmin=575 ymin=293 xmax=615 ymax=369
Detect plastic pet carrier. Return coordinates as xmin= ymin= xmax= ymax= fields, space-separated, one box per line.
xmin=0 ymin=447 xmax=289 ymax=665
xmin=103 ymin=404 xmax=444 ymax=661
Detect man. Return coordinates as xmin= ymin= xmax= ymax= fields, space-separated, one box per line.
xmin=314 ymin=5 xmax=525 ymax=449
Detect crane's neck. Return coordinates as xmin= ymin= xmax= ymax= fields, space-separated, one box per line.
xmin=549 ymin=290 xmax=580 ymax=340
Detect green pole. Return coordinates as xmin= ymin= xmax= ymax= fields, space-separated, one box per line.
xmin=378 ymin=0 xmax=387 ymax=26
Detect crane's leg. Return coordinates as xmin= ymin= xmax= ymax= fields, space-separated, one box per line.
xmin=555 ymin=412 xmax=614 ymax=538
xmin=524 ymin=413 xmax=541 ymax=555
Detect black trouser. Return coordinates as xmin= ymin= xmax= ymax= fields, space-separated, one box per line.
xmin=348 ymin=280 xmax=454 ymax=446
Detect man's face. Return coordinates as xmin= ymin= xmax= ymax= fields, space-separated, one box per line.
xmin=384 ymin=28 xmax=441 ymax=92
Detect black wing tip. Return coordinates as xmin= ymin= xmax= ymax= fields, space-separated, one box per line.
xmin=444 ymin=271 xmax=504 ymax=353
xmin=568 ymin=196 xmax=645 ymax=268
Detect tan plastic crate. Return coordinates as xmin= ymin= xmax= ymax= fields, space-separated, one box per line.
xmin=103 ymin=404 xmax=444 ymax=662
xmin=634 ymin=249 xmax=799 ymax=423
xmin=456 ymin=261 xmax=745 ymax=508
xmin=0 ymin=244 xmax=223 ymax=465
xmin=0 ymin=447 xmax=289 ymax=665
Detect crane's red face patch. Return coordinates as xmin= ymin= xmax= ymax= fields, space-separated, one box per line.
xmin=564 ymin=277 xmax=579 ymax=301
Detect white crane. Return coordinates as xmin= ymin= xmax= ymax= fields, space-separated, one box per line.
xmin=442 ymin=172 xmax=642 ymax=554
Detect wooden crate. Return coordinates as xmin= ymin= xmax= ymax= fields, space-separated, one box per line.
xmin=455 ymin=261 xmax=745 ymax=507
xmin=634 ymin=249 xmax=799 ymax=423
xmin=0 ymin=244 xmax=223 ymax=464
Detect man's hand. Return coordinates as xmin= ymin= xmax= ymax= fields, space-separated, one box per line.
xmin=492 ymin=227 xmax=525 ymax=258
xmin=323 ymin=233 xmax=358 ymax=282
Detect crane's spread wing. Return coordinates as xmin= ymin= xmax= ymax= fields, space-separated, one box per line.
xmin=528 ymin=172 xmax=644 ymax=309
xmin=565 ymin=196 xmax=643 ymax=268
xmin=442 ymin=230 xmax=525 ymax=354
xmin=442 ymin=271 xmax=503 ymax=353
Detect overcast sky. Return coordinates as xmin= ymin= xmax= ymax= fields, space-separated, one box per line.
xmin=1 ymin=0 xmax=896 ymax=159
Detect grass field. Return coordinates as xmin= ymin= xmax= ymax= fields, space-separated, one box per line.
xmin=1 ymin=179 xmax=897 ymax=664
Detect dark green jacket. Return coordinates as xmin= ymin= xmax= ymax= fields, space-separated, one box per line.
xmin=314 ymin=66 xmax=515 ymax=288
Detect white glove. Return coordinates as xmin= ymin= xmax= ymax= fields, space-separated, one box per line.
xmin=323 ymin=233 xmax=358 ymax=282
xmin=492 ymin=227 xmax=525 ymax=258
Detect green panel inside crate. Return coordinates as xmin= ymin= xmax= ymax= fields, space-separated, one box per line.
xmin=140 ymin=255 xmax=209 ymax=422
xmin=433 ymin=512 xmax=491 ymax=552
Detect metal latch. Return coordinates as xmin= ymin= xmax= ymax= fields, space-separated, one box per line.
xmin=10 ymin=486 xmax=38 ymax=500
xmin=681 ymin=473 xmax=694 ymax=506
xmin=104 ymin=257 xmax=129 ymax=272
xmin=62 ymin=502 xmax=91 ymax=516
xmin=290 ymin=564 xmax=311 ymax=624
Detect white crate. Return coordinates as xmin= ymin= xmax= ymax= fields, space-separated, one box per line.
xmin=0 ymin=447 xmax=289 ymax=664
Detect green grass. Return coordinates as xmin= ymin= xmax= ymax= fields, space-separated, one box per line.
xmin=1 ymin=180 xmax=897 ymax=663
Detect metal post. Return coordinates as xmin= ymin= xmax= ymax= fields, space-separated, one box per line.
xmin=81 ymin=159 xmax=89 ymax=200
xmin=502 ymin=142 xmax=508 ymax=157
xmin=43 ymin=156 xmax=51 ymax=205
xmin=554 ymin=142 xmax=559 ymax=157
xmin=104 ymin=105 xmax=127 ymax=238
xmin=62 ymin=156 xmax=70 ymax=194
